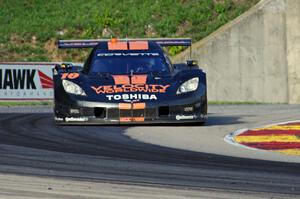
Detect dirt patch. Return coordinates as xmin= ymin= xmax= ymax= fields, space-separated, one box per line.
xmin=176 ymin=20 xmax=191 ymax=36
xmin=44 ymin=38 xmax=66 ymax=61
xmin=10 ymin=34 xmax=25 ymax=45
xmin=44 ymin=38 xmax=89 ymax=62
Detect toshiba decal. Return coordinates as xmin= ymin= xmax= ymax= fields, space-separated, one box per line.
xmin=0 ymin=63 xmax=55 ymax=100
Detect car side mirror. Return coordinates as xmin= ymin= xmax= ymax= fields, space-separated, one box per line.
xmin=186 ymin=60 xmax=198 ymax=67
xmin=61 ymin=63 xmax=73 ymax=71
xmin=54 ymin=63 xmax=74 ymax=74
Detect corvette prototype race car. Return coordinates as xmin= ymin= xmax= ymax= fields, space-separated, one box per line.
xmin=53 ymin=38 xmax=207 ymax=124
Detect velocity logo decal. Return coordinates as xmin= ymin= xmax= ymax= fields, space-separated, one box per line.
xmin=225 ymin=121 xmax=300 ymax=156
xmin=91 ymin=74 xmax=170 ymax=102
xmin=91 ymin=84 xmax=170 ymax=94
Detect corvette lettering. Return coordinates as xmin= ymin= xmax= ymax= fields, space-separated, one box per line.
xmin=106 ymin=94 xmax=157 ymax=101
xmin=97 ymin=53 xmax=159 ymax=57
xmin=91 ymin=84 xmax=170 ymax=94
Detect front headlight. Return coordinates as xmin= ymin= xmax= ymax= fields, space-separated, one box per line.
xmin=62 ymin=79 xmax=86 ymax=96
xmin=177 ymin=77 xmax=199 ymax=94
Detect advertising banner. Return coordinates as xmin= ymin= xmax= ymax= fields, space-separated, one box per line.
xmin=0 ymin=62 xmax=56 ymax=100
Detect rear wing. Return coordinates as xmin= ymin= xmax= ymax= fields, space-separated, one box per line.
xmin=57 ymin=38 xmax=191 ymax=49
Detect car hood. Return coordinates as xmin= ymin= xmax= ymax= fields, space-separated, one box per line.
xmin=69 ymin=71 xmax=204 ymax=103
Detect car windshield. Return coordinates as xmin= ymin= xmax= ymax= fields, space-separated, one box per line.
xmin=89 ymin=53 xmax=170 ymax=75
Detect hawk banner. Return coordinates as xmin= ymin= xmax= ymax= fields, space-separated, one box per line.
xmin=0 ymin=63 xmax=55 ymax=100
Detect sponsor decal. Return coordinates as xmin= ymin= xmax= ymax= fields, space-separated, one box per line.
xmin=92 ymin=74 xmax=169 ymax=102
xmin=119 ymin=103 xmax=132 ymax=110
xmin=176 ymin=115 xmax=195 ymax=120
xmin=129 ymin=41 xmax=149 ymax=50
xmin=65 ymin=117 xmax=88 ymax=122
xmin=225 ymin=121 xmax=300 ymax=156
xmin=106 ymin=94 xmax=157 ymax=101
xmin=118 ymin=103 xmax=146 ymax=122
xmin=112 ymin=75 xmax=130 ymax=85
xmin=107 ymin=41 xmax=149 ymax=51
xmin=112 ymin=75 xmax=147 ymax=85
xmin=54 ymin=117 xmax=64 ymax=121
xmin=61 ymin=73 xmax=80 ymax=80
xmin=131 ymin=75 xmax=147 ymax=84
xmin=120 ymin=117 xmax=144 ymax=122
xmin=107 ymin=41 xmax=128 ymax=50
xmin=0 ymin=64 xmax=54 ymax=99
xmin=132 ymin=102 xmax=145 ymax=109
xmin=91 ymin=84 xmax=170 ymax=94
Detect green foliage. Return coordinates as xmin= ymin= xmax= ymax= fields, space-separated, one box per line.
xmin=168 ymin=46 xmax=186 ymax=56
xmin=0 ymin=0 xmax=259 ymax=61
xmin=0 ymin=101 xmax=52 ymax=106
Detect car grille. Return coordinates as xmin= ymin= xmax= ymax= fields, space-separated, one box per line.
xmin=105 ymin=107 xmax=157 ymax=120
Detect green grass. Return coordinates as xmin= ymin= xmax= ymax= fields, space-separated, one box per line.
xmin=0 ymin=0 xmax=259 ymax=62
xmin=0 ymin=101 xmax=53 ymax=106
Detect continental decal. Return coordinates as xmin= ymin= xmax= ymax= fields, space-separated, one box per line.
xmin=91 ymin=84 xmax=170 ymax=94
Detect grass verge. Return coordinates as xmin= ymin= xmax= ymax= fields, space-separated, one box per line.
xmin=0 ymin=101 xmax=53 ymax=106
xmin=0 ymin=0 xmax=259 ymax=62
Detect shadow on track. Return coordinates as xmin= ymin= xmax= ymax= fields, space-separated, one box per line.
xmin=0 ymin=112 xmax=300 ymax=195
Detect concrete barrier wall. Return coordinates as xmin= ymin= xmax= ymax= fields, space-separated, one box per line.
xmin=286 ymin=0 xmax=300 ymax=104
xmin=174 ymin=0 xmax=300 ymax=104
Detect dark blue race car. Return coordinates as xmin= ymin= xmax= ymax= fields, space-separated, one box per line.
xmin=53 ymin=38 xmax=207 ymax=124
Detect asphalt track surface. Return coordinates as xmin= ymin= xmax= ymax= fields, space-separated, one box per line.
xmin=0 ymin=105 xmax=300 ymax=198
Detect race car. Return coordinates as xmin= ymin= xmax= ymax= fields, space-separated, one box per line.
xmin=53 ymin=38 xmax=207 ymax=124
